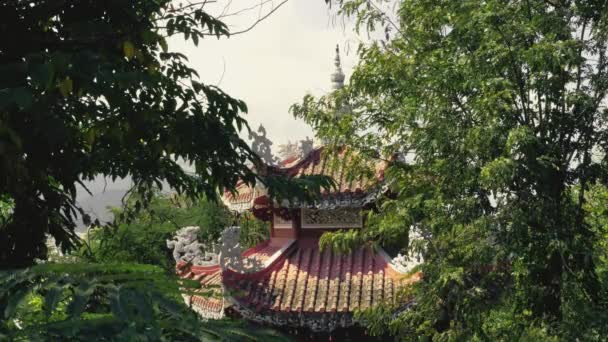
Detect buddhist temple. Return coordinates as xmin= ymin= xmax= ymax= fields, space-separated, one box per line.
xmin=169 ymin=46 xmax=421 ymax=333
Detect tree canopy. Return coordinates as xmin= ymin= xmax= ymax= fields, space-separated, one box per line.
xmin=294 ymin=0 xmax=608 ymax=339
xmin=0 ymin=0 xmax=259 ymax=267
xmin=0 ymin=0 xmax=332 ymax=268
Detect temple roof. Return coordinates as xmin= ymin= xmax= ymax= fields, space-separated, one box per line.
xmin=178 ymin=237 xmax=420 ymax=331
xmin=178 ymin=238 xmax=295 ymax=320
xmin=222 ymin=146 xmax=388 ymax=212
xmin=224 ymin=239 xmax=417 ymax=313
xmin=179 ymin=264 xmax=224 ymax=319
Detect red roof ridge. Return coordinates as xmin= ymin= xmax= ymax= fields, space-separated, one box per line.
xmin=376 ymin=246 xmax=411 ymax=275
xmin=241 ymin=239 xmax=271 ymax=258
xmin=223 ymin=238 xmax=297 ymax=281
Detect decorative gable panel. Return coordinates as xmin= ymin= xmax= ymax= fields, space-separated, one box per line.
xmin=301 ymin=208 xmax=362 ymax=229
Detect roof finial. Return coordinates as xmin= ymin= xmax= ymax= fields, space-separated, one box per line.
xmin=330 ymin=44 xmax=345 ymax=90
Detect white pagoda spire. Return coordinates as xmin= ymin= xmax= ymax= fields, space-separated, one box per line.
xmin=330 ymin=44 xmax=345 ymax=90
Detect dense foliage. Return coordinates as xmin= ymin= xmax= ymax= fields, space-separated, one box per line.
xmin=295 ymin=0 xmax=608 ymax=339
xmin=1 ymin=189 xmax=278 ymax=340
xmin=86 ymin=192 xmax=227 ymax=269
xmin=85 ymin=191 xmax=269 ymax=269
xmin=0 ymin=263 xmax=287 ymax=341
xmin=0 ymin=0 xmax=259 ymax=268
xmin=238 ymin=211 xmax=271 ymax=249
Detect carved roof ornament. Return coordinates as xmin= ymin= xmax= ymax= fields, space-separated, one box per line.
xmin=166 ymin=226 xmax=218 ymax=266
xmin=330 ymin=44 xmax=345 ymax=90
xmin=325 ymin=45 xmax=349 ymax=145
xmin=276 ymin=137 xmax=314 ymax=162
xmin=276 ymin=140 xmax=300 ymax=161
xmin=300 ymin=136 xmax=314 ymax=157
xmin=248 ymin=124 xmax=277 ymax=165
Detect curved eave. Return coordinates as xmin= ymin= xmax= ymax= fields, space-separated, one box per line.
xmin=222 ymin=146 xmax=390 ymax=212
xmin=180 ymin=265 xmax=224 ymax=320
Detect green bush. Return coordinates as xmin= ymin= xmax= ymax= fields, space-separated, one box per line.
xmin=85 ymin=191 xmax=270 ymax=269
xmin=84 ymin=193 xmax=228 ymax=269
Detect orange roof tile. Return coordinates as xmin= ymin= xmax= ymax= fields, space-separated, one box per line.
xmin=180 ymin=266 xmax=225 ymax=319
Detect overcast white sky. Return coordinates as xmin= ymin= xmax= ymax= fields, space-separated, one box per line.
xmin=169 ymin=0 xmax=361 ymax=147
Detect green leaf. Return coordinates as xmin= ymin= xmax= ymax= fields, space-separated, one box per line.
xmin=58 ymin=77 xmax=73 ymax=97
xmin=13 ymin=87 xmax=33 ymax=109
xmin=123 ymin=41 xmax=136 ymax=59
xmin=67 ymin=281 xmax=95 ymax=317
xmin=192 ymin=33 xmax=199 ymax=46
xmin=109 ymin=286 xmax=128 ymax=321
xmin=159 ymin=38 xmax=168 ymax=53
xmin=4 ymin=288 xmax=30 ymax=319
xmin=130 ymin=289 xmax=153 ymax=322
xmin=85 ymin=128 xmax=96 ymax=146
xmin=44 ymin=285 xmax=63 ymax=318
xmin=30 ymin=63 xmax=55 ymax=90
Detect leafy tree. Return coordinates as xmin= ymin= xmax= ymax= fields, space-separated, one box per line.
xmin=0 ymin=0 xmax=332 ymax=268
xmin=585 ymin=183 xmax=608 ymax=282
xmin=0 ymin=0 xmax=257 ymax=268
xmin=295 ymin=0 xmax=608 ymax=339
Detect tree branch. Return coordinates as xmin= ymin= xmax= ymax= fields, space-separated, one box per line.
xmin=224 ymin=0 xmax=289 ymax=36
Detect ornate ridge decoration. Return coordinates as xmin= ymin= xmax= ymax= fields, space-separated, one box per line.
xmin=223 ymin=146 xmax=389 ymax=215
xmin=273 ymin=214 xmax=292 ymax=228
xmin=227 ymin=298 xmax=416 ymax=332
xmin=227 ymin=300 xmax=356 ymax=333
xmin=166 ymin=226 xmax=218 ymax=267
xmin=301 ymin=208 xmax=361 ymax=228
